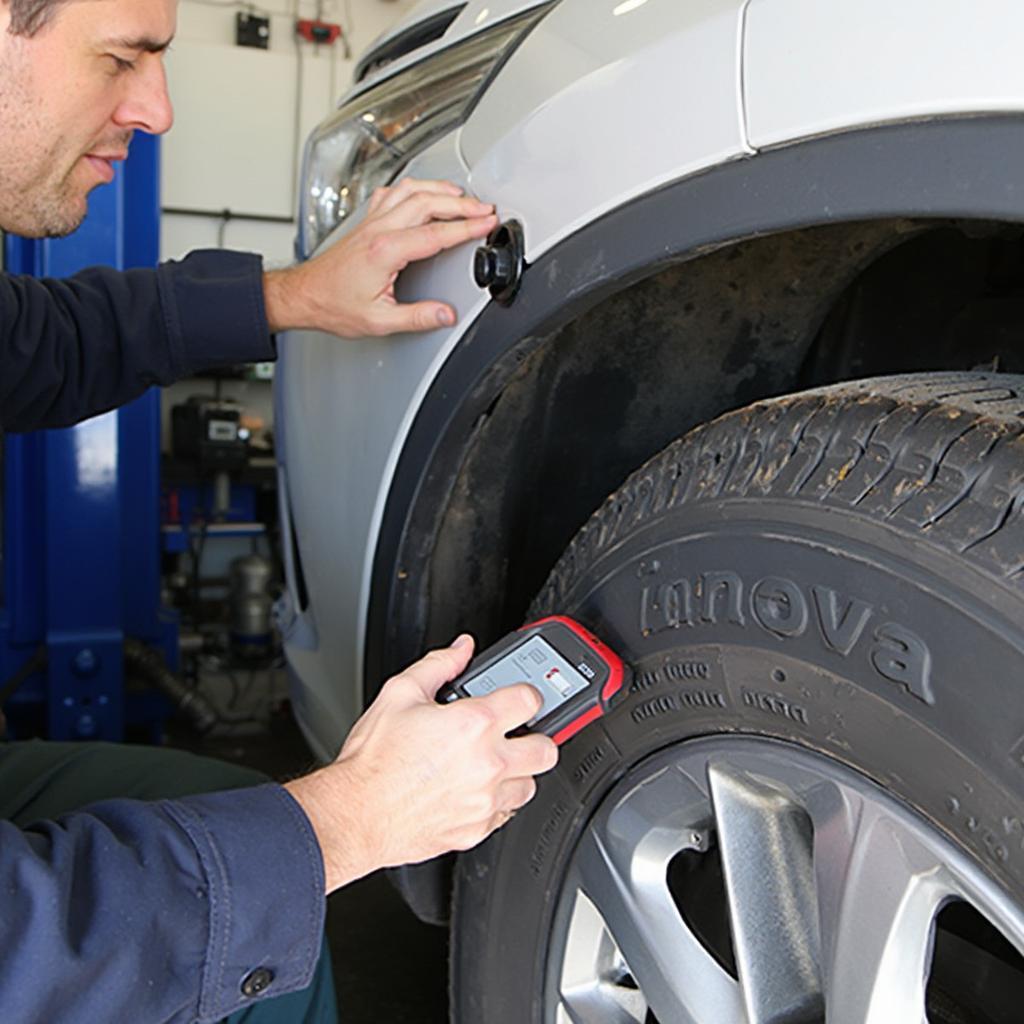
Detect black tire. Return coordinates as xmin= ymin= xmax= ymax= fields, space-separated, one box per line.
xmin=451 ymin=372 xmax=1024 ymax=1022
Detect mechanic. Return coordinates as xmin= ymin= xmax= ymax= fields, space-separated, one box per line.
xmin=0 ymin=0 xmax=561 ymax=1022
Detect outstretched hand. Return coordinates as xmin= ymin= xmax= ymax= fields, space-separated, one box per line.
xmin=284 ymin=635 xmax=559 ymax=894
xmin=264 ymin=178 xmax=497 ymax=337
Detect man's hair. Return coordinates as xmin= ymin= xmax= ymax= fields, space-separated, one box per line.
xmin=6 ymin=0 xmax=68 ymax=36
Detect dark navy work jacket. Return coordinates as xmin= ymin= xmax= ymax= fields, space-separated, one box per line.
xmin=0 ymin=251 xmax=325 ymax=1022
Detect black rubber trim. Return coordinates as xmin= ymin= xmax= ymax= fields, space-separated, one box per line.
xmin=364 ymin=115 xmax=1024 ymax=697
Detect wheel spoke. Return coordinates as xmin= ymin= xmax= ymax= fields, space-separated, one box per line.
xmin=810 ymin=793 xmax=950 ymax=1024
xmin=558 ymin=992 xmax=640 ymax=1024
xmin=573 ymin=765 xmax=746 ymax=1024
xmin=556 ymin=999 xmax=586 ymax=1024
xmin=559 ymin=890 xmax=649 ymax=1023
xmin=707 ymin=760 xmax=824 ymax=1024
xmin=559 ymin=990 xmax=647 ymax=1024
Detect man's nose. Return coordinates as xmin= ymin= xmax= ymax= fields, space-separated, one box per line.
xmin=113 ymin=57 xmax=174 ymax=136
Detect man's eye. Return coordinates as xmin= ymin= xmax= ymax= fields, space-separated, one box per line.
xmin=108 ymin=55 xmax=136 ymax=73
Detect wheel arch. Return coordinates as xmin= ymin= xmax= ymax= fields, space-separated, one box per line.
xmin=367 ymin=116 xmax=1024 ymax=696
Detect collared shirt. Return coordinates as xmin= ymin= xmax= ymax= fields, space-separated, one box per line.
xmin=2 ymin=785 xmax=326 ymax=1022
xmin=0 ymin=250 xmax=325 ymax=1021
xmin=0 ymin=249 xmax=276 ymax=433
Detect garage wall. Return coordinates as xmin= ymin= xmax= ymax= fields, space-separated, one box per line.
xmin=160 ymin=0 xmax=417 ymax=264
xmin=158 ymin=0 xmax=416 ymax=451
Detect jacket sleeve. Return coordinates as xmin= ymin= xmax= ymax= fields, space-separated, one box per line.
xmin=0 ymin=250 xmax=277 ymax=433
xmin=0 ymin=783 xmax=326 ymax=1024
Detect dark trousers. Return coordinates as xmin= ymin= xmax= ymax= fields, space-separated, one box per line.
xmin=0 ymin=739 xmax=339 ymax=1024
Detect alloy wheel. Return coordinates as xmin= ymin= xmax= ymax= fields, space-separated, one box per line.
xmin=549 ymin=737 xmax=1024 ymax=1024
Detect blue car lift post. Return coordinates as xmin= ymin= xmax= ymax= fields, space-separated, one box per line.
xmin=1 ymin=134 xmax=178 ymax=742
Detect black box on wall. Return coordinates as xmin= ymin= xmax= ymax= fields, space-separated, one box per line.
xmin=236 ymin=12 xmax=270 ymax=49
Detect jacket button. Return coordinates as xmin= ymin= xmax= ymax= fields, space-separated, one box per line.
xmin=240 ymin=967 xmax=275 ymax=997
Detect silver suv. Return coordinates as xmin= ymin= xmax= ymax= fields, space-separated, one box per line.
xmin=279 ymin=1 xmax=1024 ymax=1019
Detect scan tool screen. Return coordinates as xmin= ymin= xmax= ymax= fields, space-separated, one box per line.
xmin=462 ymin=635 xmax=589 ymax=723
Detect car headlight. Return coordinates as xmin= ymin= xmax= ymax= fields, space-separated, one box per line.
xmin=297 ymin=5 xmax=552 ymax=259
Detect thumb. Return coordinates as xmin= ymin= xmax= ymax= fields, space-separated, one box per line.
xmin=372 ymin=300 xmax=457 ymax=335
xmin=398 ymin=634 xmax=476 ymax=700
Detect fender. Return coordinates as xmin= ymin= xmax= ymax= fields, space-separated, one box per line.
xmin=461 ymin=0 xmax=1024 ymax=265
xmin=366 ymin=115 xmax=1024 ymax=701
xmin=461 ymin=0 xmax=750 ymax=264
xmin=745 ymin=0 xmax=1024 ymax=149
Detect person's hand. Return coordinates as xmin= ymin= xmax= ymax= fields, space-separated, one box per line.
xmin=264 ymin=178 xmax=497 ymax=337
xmin=284 ymin=635 xmax=559 ymax=893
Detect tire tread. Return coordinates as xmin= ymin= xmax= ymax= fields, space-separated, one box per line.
xmin=535 ymin=373 xmax=1024 ymax=613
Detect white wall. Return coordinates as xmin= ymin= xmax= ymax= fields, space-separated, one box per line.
xmin=158 ymin=0 xmax=416 ymax=448
xmin=160 ymin=0 xmax=417 ymax=264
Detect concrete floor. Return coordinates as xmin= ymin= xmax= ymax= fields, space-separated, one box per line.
xmin=167 ymin=712 xmax=450 ymax=1022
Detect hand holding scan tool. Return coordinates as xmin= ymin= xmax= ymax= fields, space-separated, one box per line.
xmin=436 ymin=616 xmax=628 ymax=745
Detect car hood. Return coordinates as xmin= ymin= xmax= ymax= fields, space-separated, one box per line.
xmin=359 ymin=0 xmax=552 ymax=86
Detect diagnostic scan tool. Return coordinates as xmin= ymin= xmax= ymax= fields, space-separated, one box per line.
xmin=436 ymin=616 xmax=628 ymax=744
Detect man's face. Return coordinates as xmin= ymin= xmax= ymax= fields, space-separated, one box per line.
xmin=0 ymin=0 xmax=176 ymax=237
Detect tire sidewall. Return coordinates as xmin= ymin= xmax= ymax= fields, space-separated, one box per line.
xmin=452 ymin=496 xmax=1024 ymax=1022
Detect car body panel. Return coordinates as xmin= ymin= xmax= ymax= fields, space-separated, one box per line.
xmin=279 ymin=0 xmax=750 ymax=758
xmin=281 ymin=0 xmax=1024 ymax=761
xmin=744 ymin=0 xmax=1024 ymax=148
xmin=460 ymin=0 xmax=752 ymax=262
xmin=277 ymin=134 xmax=490 ymax=760
xmin=379 ymin=112 xmax=1024 ymax=922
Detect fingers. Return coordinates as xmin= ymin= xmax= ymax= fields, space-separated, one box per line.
xmin=476 ymin=682 xmax=544 ymax=734
xmin=278 ymin=177 xmax=496 ymax=338
xmin=493 ymin=777 xmax=537 ymax=818
xmin=362 ymin=209 xmax=497 ymax=335
xmin=500 ymin=775 xmax=538 ymax=812
xmin=376 ymin=191 xmax=496 ymax=231
xmin=367 ymin=214 xmax=497 ymax=272
xmin=391 ymin=634 xmax=476 ymax=700
xmin=371 ymin=216 xmax=497 ymax=272
xmin=326 ymin=178 xmax=498 ymax=339
xmin=368 ymin=178 xmax=468 ymax=219
xmin=481 ymin=777 xmax=541 ymax=838
xmin=502 ymin=732 xmax=559 ymax=778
